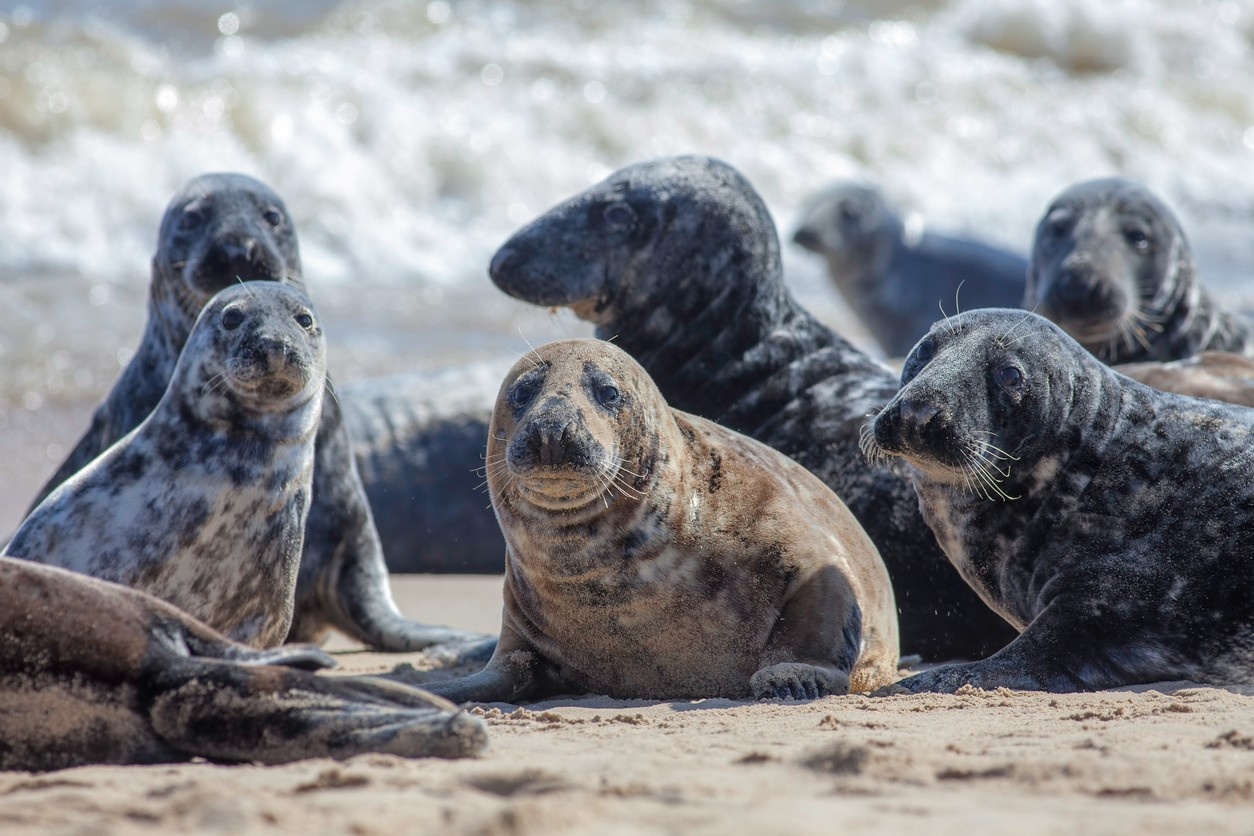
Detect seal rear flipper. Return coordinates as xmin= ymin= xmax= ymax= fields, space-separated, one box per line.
xmin=149 ymin=664 xmax=488 ymax=763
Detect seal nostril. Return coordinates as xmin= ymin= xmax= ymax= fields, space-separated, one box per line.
xmin=793 ymin=226 xmax=820 ymax=250
xmin=899 ymin=399 xmax=939 ymax=431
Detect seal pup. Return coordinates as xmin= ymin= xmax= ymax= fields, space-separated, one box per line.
xmin=7 ymin=283 xmax=325 ymax=647
xmin=1024 ymin=177 xmax=1254 ymax=364
xmin=487 ymin=155 xmax=1016 ymax=662
xmin=1116 ymin=352 xmax=1254 ymax=408
xmin=793 ymin=181 xmax=1027 ymax=357
xmin=0 ymin=558 xmax=487 ymax=771
xmin=865 ymin=308 xmax=1254 ymax=692
xmin=26 ymin=173 xmax=491 ymax=654
xmin=412 ymin=339 xmax=898 ymax=703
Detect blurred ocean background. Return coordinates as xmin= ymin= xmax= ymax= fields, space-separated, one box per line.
xmin=1 ymin=0 xmax=1252 ymax=530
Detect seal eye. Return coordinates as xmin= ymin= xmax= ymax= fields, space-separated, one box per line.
xmin=262 ymin=207 xmax=285 ymax=229
xmin=913 ymin=338 xmax=935 ymax=364
xmin=1043 ymin=209 xmax=1071 ymax=239
xmin=508 ymin=376 xmax=541 ymax=412
xmin=295 ymin=312 xmax=314 ymax=329
xmin=221 ymin=307 xmax=245 ymax=331
xmin=839 ymin=201 xmax=863 ymax=225
xmin=602 ymin=202 xmax=636 ymax=231
xmin=596 ymin=384 xmax=621 ymax=407
xmin=994 ymin=365 xmax=1023 ymax=390
xmin=1123 ymin=226 xmax=1152 ymax=252
xmin=180 ymin=209 xmax=205 ymax=232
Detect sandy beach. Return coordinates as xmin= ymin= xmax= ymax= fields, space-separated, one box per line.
xmin=1 ymin=575 xmax=1250 ymax=836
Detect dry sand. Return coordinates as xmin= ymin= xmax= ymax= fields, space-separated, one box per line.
xmin=0 ymin=575 xmax=1250 ymax=835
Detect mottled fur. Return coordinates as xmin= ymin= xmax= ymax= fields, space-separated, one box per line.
xmin=868 ymin=308 xmax=1254 ymax=692
xmin=7 ymin=283 xmax=325 ymax=647
xmin=1025 ymin=177 xmax=1254 ymax=364
xmin=0 ymin=558 xmax=486 ymax=771
xmin=793 ymin=181 xmax=1027 ymax=357
xmin=488 ymin=155 xmax=1015 ymax=661
xmin=26 ymin=173 xmax=490 ymax=654
xmin=417 ymin=339 xmax=898 ymax=702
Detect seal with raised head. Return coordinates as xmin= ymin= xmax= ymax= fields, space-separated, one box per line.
xmin=487 ymin=155 xmax=1015 ymax=662
xmin=0 ymin=557 xmax=487 ymax=771
xmin=1024 ymin=177 xmax=1254 ymax=364
xmin=865 ymin=308 xmax=1254 ymax=692
xmin=793 ymin=181 xmax=1027 ymax=357
xmin=26 ymin=172 xmax=491 ymax=653
xmin=413 ymin=339 xmax=898 ymax=703
xmin=7 ymin=282 xmax=325 ymax=647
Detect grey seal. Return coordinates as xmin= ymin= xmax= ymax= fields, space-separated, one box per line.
xmin=0 ymin=557 xmax=487 ymax=771
xmin=1024 ymin=177 xmax=1254 ymax=364
xmin=414 ymin=339 xmax=899 ymax=703
xmin=7 ymin=283 xmax=325 ymax=647
xmin=866 ymin=308 xmax=1254 ymax=692
xmin=486 ymin=155 xmax=1016 ymax=662
xmin=25 ymin=173 xmax=491 ymax=654
xmin=793 ymin=181 xmax=1027 ymax=357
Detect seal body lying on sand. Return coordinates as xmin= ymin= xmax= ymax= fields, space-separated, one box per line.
xmin=26 ymin=173 xmax=491 ymax=653
xmin=0 ymin=558 xmax=486 ymax=771
xmin=7 ymin=283 xmax=325 ymax=647
xmin=415 ymin=339 xmax=898 ymax=703
xmin=867 ymin=309 xmax=1254 ymax=692
xmin=1024 ymin=177 xmax=1254 ymax=364
xmin=793 ymin=181 xmax=1026 ymax=357
xmin=1116 ymin=352 xmax=1254 ymax=408
xmin=487 ymin=155 xmax=1015 ymax=662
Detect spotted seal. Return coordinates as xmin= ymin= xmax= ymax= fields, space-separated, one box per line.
xmin=0 ymin=557 xmax=487 ymax=771
xmin=865 ymin=308 xmax=1254 ymax=692
xmin=7 ymin=283 xmax=326 ymax=647
xmin=487 ymin=155 xmax=1015 ymax=662
xmin=410 ymin=339 xmax=898 ymax=703
xmin=793 ymin=181 xmax=1027 ymax=357
xmin=1024 ymin=177 xmax=1254 ymax=364
xmin=26 ymin=172 xmax=490 ymax=653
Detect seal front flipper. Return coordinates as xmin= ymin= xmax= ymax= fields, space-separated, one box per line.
xmin=391 ymin=626 xmax=555 ymax=704
xmin=150 ymin=663 xmax=488 ymax=763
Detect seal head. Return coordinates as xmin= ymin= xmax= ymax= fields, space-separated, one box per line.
xmin=1024 ymin=178 xmax=1251 ymax=364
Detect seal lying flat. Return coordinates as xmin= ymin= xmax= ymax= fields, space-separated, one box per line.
xmin=866 ymin=309 xmax=1254 ymax=692
xmin=793 ymin=181 xmax=1027 ymax=357
xmin=0 ymin=558 xmax=487 ymax=771
xmin=26 ymin=173 xmax=490 ymax=653
xmin=7 ymin=283 xmax=325 ymax=647
xmin=1024 ymin=177 xmax=1254 ymax=364
xmin=414 ymin=339 xmax=898 ymax=703
xmin=487 ymin=155 xmax=1015 ymax=662
xmin=1116 ymin=352 xmax=1254 ymax=408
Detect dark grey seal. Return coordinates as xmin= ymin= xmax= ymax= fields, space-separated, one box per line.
xmin=486 ymin=154 xmax=1016 ymax=662
xmin=414 ymin=339 xmax=899 ymax=703
xmin=0 ymin=557 xmax=486 ymax=771
xmin=7 ymin=283 xmax=325 ymax=647
xmin=26 ymin=173 xmax=491 ymax=655
xmin=866 ymin=308 xmax=1254 ymax=692
xmin=1024 ymin=177 xmax=1254 ymax=364
xmin=793 ymin=181 xmax=1027 ymax=357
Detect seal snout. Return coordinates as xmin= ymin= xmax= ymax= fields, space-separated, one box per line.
xmin=873 ymin=394 xmax=950 ymax=460
xmin=1044 ymin=258 xmax=1126 ymax=327
xmin=510 ymin=407 xmax=598 ymax=473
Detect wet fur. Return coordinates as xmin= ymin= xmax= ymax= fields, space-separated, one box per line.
xmin=487 ymin=155 xmax=1015 ymax=661
xmin=7 ymin=284 xmax=324 ymax=647
xmin=793 ymin=181 xmax=1027 ymax=357
xmin=0 ymin=558 xmax=486 ymax=771
xmin=416 ymin=339 xmax=899 ymax=702
xmin=868 ymin=308 xmax=1254 ymax=692
xmin=1025 ymin=177 xmax=1254 ymax=364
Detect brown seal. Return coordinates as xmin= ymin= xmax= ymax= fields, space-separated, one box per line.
xmin=413 ymin=339 xmax=899 ymax=702
xmin=1115 ymin=352 xmax=1254 ymax=408
xmin=0 ymin=557 xmax=487 ymax=771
